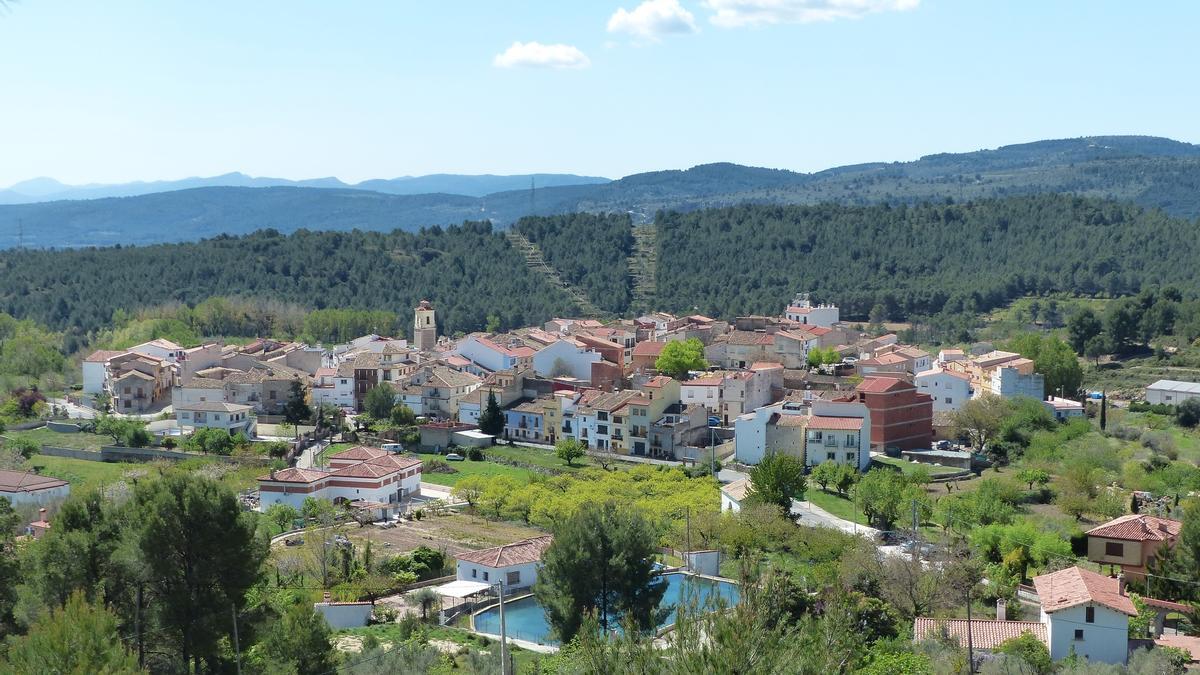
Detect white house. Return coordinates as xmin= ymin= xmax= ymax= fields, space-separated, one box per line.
xmin=681 ymin=374 xmax=723 ymax=413
xmin=454 ymin=535 xmax=553 ymax=591
xmin=175 ymin=401 xmax=255 ymax=435
xmin=313 ymin=599 xmax=374 ymax=629
xmin=1146 ymin=379 xmax=1200 ymax=405
xmin=0 ymin=469 xmax=70 ymax=506
xmin=310 ymin=364 xmax=355 ymax=410
xmin=720 ymin=479 xmax=749 ymax=512
xmin=734 ymin=399 xmax=870 ymax=471
xmin=455 ymin=335 xmax=535 ymax=374
xmin=1034 ymin=566 xmax=1135 ymax=664
xmin=915 ymin=368 xmax=972 ymax=413
xmin=531 ymin=338 xmax=601 ymax=382
xmin=783 ymin=294 xmax=840 ymax=327
xmin=1044 ymin=396 xmax=1085 ymax=421
xmin=989 ymin=363 xmax=1045 ymax=400
xmin=257 ymin=446 xmax=421 ymax=512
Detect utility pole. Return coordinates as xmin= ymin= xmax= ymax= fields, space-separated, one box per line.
xmin=965 ymin=585 xmax=975 ymax=674
xmin=231 ymin=603 xmax=242 ymax=675
xmin=135 ymin=583 xmax=144 ymax=670
xmin=498 ymin=582 xmax=511 ymax=675
xmin=911 ymin=498 xmax=920 ymax=566
xmin=685 ymin=506 xmax=691 ymax=573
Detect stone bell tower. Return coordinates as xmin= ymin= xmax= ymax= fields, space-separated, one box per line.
xmin=413 ymin=300 xmax=436 ymax=351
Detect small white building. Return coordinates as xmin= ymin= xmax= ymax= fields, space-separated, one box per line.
xmin=681 ymin=375 xmax=723 ymax=413
xmin=310 ymin=364 xmax=355 ymax=410
xmin=0 ymin=470 xmax=70 ymax=506
xmin=175 ymin=401 xmax=255 ymax=435
xmin=720 ymin=478 xmax=748 ymax=512
xmin=915 ymin=368 xmax=972 ymax=413
xmin=1146 ymin=379 xmax=1200 ymax=406
xmin=313 ymin=597 xmax=374 ymax=629
xmin=1034 ymin=566 xmax=1135 ymax=664
xmin=454 ymin=535 xmax=553 ymax=591
xmin=1044 ymin=396 xmax=1085 ymax=421
xmin=783 ymin=293 xmax=840 ymax=327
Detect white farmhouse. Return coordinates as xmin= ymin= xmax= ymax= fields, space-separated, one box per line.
xmin=531 ymin=338 xmax=601 ymax=382
xmin=454 ymin=535 xmax=553 ymax=591
xmin=1033 ymin=566 xmax=1136 ymax=664
xmin=257 ymin=446 xmax=421 ymax=513
xmin=175 ymin=401 xmax=255 ymax=435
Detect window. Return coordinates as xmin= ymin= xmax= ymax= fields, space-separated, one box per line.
xmin=1085 ymin=607 xmax=1095 ymax=623
xmin=845 ymin=434 xmax=856 ymax=446
xmin=826 ymin=452 xmax=835 ymax=461
xmin=846 ymin=453 xmax=855 ymax=462
xmin=1074 ymin=629 xmax=1084 ymax=641
xmin=507 ymin=571 xmax=520 ymax=585
xmin=1105 ymin=541 xmax=1124 ymax=557
xmin=598 ymin=412 xmax=608 ymax=421
xmin=269 ymin=390 xmax=277 ymax=400
xmin=597 ymin=425 xmax=608 ymax=435
xmin=483 ymin=571 xmax=489 ymax=581
xmin=471 ymin=568 xmax=477 ymax=578
xmin=945 ymin=398 xmax=953 ymax=405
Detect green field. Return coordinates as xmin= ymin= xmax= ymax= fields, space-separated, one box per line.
xmin=336 ymin=624 xmax=543 ymax=672
xmin=27 ymin=455 xmax=143 ymax=491
xmin=805 ymin=488 xmax=868 ymax=526
xmin=3 ymin=427 xmax=112 ymax=451
xmin=485 ymin=444 xmax=599 ymax=472
xmin=420 ymin=458 xmax=536 ymax=487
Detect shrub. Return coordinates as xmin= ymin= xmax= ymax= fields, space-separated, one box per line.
xmin=467 ymin=447 xmax=484 ymax=461
xmin=1177 ymin=399 xmax=1200 ymax=428
xmin=1110 ymin=425 xmax=1143 ymax=441
xmin=1141 ymin=431 xmax=1177 ymax=458
xmin=160 ymin=437 xmax=177 ymax=450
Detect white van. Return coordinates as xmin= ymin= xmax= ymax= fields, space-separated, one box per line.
xmin=381 ymin=443 xmax=403 ymax=453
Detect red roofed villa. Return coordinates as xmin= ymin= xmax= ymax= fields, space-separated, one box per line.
xmin=257 ymin=446 xmax=421 ymax=516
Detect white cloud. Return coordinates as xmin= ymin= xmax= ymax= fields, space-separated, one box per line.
xmin=493 ymin=41 xmax=591 ymax=69
xmin=608 ymin=0 xmax=698 ymax=39
xmin=704 ymin=0 xmax=918 ymax=27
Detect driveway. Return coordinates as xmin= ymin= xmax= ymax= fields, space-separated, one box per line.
xmin=789 ymin=498 xmax=881 ymax=539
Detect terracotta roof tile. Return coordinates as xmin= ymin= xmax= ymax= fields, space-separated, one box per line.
xmin=0 ymin=469 xmax=69 ymax=493
xmin=455 ymin=536 xmax=553 ymax=567
xmin=258 ymin=467 xmax=330 ymax=484
xmin=1033 ymin=566 xmax=1137 ymax=616
xmin=1086 ymin=514 xmax=1182 ymax=542
xmin=807 ymin=416 xmax=865 ymax=430
xmin=914 ymin=618 xmax=1046 ymax=650
xmin=856 ymin=376 xmax=911 ymax=393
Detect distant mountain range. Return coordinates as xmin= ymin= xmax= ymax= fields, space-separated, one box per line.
xmin=3 ymin=135 xmax=1200 ymax=249
xmin=0 ymin=172 xmax=611 ymax=203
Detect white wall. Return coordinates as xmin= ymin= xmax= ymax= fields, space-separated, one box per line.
xmin=314 ymin=603 xmax=373 ymax=629
xmin=258 ymin=487 xmax=311 ymax=512
xmin=681 ymin=384 xmax=720 ymax=412
xmin=456 ymin=560 xmax=540 ymax=589
xmin=720 ymin=491 xmax=742 ymax=512
xmin=1043 ymin=604 xmax=1129 ymax=664
xmin=1147 ymin=385 xmax=1200 ymax=405
xmin=456 ymin=336 xmax=509 ymax=373
xmin=1 ymin=484 xmax=71 ymax=507
xmin=733 ymin=404 xmax=778 ymax=465
xmin=532 ymin=340 xmax=600 ymax=381
xmin=915 ymin=371 xmax=970 ymax=413
xmin=82 ymin=362 xmax=107 ymax=395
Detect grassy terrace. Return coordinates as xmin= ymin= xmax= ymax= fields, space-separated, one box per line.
xmin=28 ymin=455 xmax=143 ymax=491
xmin=804 ymin=487 xmax=868 ymax=526
xmin=871 ymin=455 xmax=965 ymax=477
xmin=420 ymin=459 xmax=536 ymax=487
xmin=3 ymin=427 xmax=112 ymax=451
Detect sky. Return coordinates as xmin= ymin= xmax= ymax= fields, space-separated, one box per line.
xmin=2 ymin=0 xmax=1199 ymax=186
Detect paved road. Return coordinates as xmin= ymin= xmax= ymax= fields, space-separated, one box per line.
xmin=296 ymin=439 xmax=328 ymax=469
xmin=790 ymin=498 xmax=881 ymax=539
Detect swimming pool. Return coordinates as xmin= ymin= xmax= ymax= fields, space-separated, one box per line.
xmin=472 ymin=572 xmax=740 ymax=646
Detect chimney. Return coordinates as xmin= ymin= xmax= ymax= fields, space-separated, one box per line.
xmin=1118 ymin=573 xmax=1126 ymax=596
xmin=269 ymin=468 xmax=276 ymax=480
xmin=996 ymin=598 xmax=1007 ymax=620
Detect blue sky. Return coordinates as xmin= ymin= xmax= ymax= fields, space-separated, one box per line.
xmin=2 ymin=0 xmax=1198 ymax=186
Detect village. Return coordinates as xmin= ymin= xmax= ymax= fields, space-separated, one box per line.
xmin=0 ymin=291 xmax=1180 ymax=671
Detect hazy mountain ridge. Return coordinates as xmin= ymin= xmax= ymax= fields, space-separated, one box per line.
xmin=4 ymin=135 xmax=1200 ymax=249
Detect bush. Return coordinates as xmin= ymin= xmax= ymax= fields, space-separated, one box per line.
xmin=1141 ymin=431 xmax=1178 ymax=459
xmin=6 ymin=437 xmax=40 ymax=460
xmin=160 ymin=437 xmax=177 ymax=450
xmin=466 ymin=447 xmax=485 ymax=461
xmin=421 ymin=458 xmax=454 ymax=474
xmin=123 ymin=425 xmax=151 ymax=448
xmin=1177 ymin=399 xmax=1200 ymax=428
xmin=1110 ymin=425 xmax=1143 ymax=441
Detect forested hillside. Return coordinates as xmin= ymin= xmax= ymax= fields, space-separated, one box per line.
xmin=0 ymin=222 xmax=577 ymax=344
xmin=6 ymin=135 xmax=1200 ymax=249
xmin=2 ymin=194 xmax=1199 ymax=346
xmin=515 ymin=213 xmax=634 ymax=313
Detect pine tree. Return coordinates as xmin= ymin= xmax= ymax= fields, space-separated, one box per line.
xmin=478 ymin=390 xmax=504 ymax=436
xmin=1100 ymin=391 xmax=1108 ymax=431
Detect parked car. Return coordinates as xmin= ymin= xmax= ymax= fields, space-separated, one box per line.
xmin=935 ymin=440 xmax=953 ymax=451
xmin=284 ymin=537 xmax=304 ymax=547
xmin=381 ymin=443 xmax=403 ymax=453
xmin=444 ymin=452 xmax=465 ymax=461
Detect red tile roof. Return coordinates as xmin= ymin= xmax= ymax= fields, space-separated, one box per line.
xmin=807 ymin=416 xmax=865 ymax=430
xmin=1086 ymin=514 xmax=1182 ymax=542
xmin=1033 ymin=566 xmax=1137 ymax=616
xmin=913 ymin=618 xmax=1046 ymax=650
xmin=84 ymin=349 xmax=125 ymax=363
xmin=329 ymin=446 xmax=389 ymax=462
xmin=632 ymin=341 xmax=667 ymax=357
xmin=750 ymin=362 xmax=783 ymax=371
xmin=856 ymin=376 xmax=911 ymax=393
xmin=0 ymin=470 xmax=69 ymax=493
xmin=455 ymin=535 xmax=554 ymax=567
xmin=258 ymin=467 xmax=330 ymax=484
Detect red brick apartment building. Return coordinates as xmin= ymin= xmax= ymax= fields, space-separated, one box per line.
xmin=840 ymin=376 xmax=933 ymax=451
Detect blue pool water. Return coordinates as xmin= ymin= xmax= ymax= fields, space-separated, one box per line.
xmin=473 ymin=572 xmax=740 ymax=645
